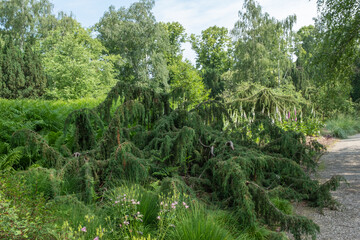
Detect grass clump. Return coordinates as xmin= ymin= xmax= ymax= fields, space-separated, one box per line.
xmin=167 ymin=204 xmax=234 ymax=240
xmin=325 ymin=114 xmax=360 ymax=138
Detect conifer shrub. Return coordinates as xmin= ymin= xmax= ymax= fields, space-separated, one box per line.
xmin=8 ymin=81 xmax=343 ymax=239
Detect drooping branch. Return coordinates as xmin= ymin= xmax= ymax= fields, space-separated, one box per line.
xmin=199 ymin=138 xmax=215 ymax=157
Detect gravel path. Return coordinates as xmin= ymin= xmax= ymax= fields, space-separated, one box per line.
xmin=294 ymin=134 xmax=360 ymax=239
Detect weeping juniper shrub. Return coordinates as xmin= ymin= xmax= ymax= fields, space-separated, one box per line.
xmin=10 ymin=81 xmax=342 ymax=239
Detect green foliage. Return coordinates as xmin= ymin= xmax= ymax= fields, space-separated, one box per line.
xmin=0 ymin=1 xmax=349 ymax=238
xmin=168 ymin=204 xmax=234 ymax=240
xmin=325 ymin=114 xmax=360 ymax=138
xmin=292 ymin=25 xmax=317 ymax=92
xmin=0 ymin=98 xmax=102 ymax=143
xmin=315 ymin=0 xmax=360 ymax=85
xmin=168 ymin=60 xmax=210 ymax=109
xmin=232 ymin=0 xmax=296 ymax=87
xmin=0 ymin=40 xmax=47 ymax=99
xmin=0 ymin=40 xmax=46 ymax=99
xmin=0 ymin=0 xmax=53 ymax=46
xmin=41 ymin=16 xmax=117 ymax=99
xmin=270 ymin=197 xmax=293 ymax=215
xmin=95 ymin=0 xmax=169 ymax=92
xmin=191 ymin=26 xmax=233 ymax=96
xmin=0 ymin=173 xmax=57 ymax=239
xmin=0 ymin=143 xmax=22 ymax=173
xmin=350 ymin=54 xmax=360 ymax=102
xmin=6 ymin=81 xmax=340 ymax=239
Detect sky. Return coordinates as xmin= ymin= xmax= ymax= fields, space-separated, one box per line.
xmin=51 ymin=0 xmax=318 ymax=63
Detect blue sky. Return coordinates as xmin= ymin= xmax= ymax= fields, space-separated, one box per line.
xmin=51 ymin=0 xmax=318 ymax=62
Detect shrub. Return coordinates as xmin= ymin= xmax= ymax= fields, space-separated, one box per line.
xmin=0 ymin=174 xmax=57 ymax=239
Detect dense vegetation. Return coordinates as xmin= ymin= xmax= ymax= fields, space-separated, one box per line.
xmin=1 ymin=0 xmax=359 ymax=239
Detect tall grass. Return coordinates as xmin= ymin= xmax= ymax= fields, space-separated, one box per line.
xmin=325 ymin=114 xmax=360 ymax=138
xmin=168 ymin=204 xmax=234 ymax=240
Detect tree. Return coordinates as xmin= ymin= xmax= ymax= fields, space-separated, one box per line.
xmin=22 ymin=41 xmax=47 ymax=97
xmin=315 ymin=0 xmax=360 ymax=84
xmin=231 ymin=0 xmax=296 ymax=88
xmin=0 ymin=40 xmax=25 ymax=98
xmin=41 ymin=16 xmax=117 ymax=99
xmin=168 ymin=60 xmax=209 ymax=108
xmin=292 ymin=25 xmax=317 ymax=91
xmin=161 ymin=21 xmax=186 ymax=65
xmin=95 ymin=0 xmax=169 ymax=92
xmin=0 ymin=0 xmax=53 ymax=47
xmin=159 ymin=22 xmax=209 ymax=107
xmin=351 ymin=54 xmax=360 ymax=103
xmin=0 ymin=40 xmax=46 ymax=99
xmin=191 ymin=26 xmax=233 ymax=97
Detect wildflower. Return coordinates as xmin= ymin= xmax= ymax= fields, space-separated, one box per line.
xmin=81 ymin=227 xmax=87 ymax=232
xmin=160 ymin=201 xmax=163 ymax=205
xmin=94 ymin=237 xmax=99 ymax=240
xmin=119 ymin=224 xmax=122 ymax=228
xmin=123 ymin=221 xmax=130 ymax=225
xmin=182 ymin=202 xmax=186 ymax=206
xmin=137 ymin=212 xmax=140 ymax=215
xmin=157 ymin=216 xmax=161 ymax=220
xmin=171 ymin=205 xmax=176 ymax=209
xmin=137 ymin=201 xmax=140 ymax=205
xmin=185 ymin=205 xmax=189 ymax=209
xmin=115 ymin=201 xmax=119 ymax=204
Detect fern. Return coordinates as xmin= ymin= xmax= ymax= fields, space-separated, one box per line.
xmin=0 ymin=148 xmax=22 ymax=172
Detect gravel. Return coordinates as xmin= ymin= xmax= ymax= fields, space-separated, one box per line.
xmin=293 ymin=134 xmax=360 ymax=240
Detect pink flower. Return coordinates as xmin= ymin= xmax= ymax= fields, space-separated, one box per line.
xmin=157 ymin=216 xmax=161 ymax=220
xmin=185 ymin=205 xmax=189 ymax=209
xmin=94 ymin=237 xmax=99 ymax=240
xmin=81 ymin=227 xmax=87 ymax=232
